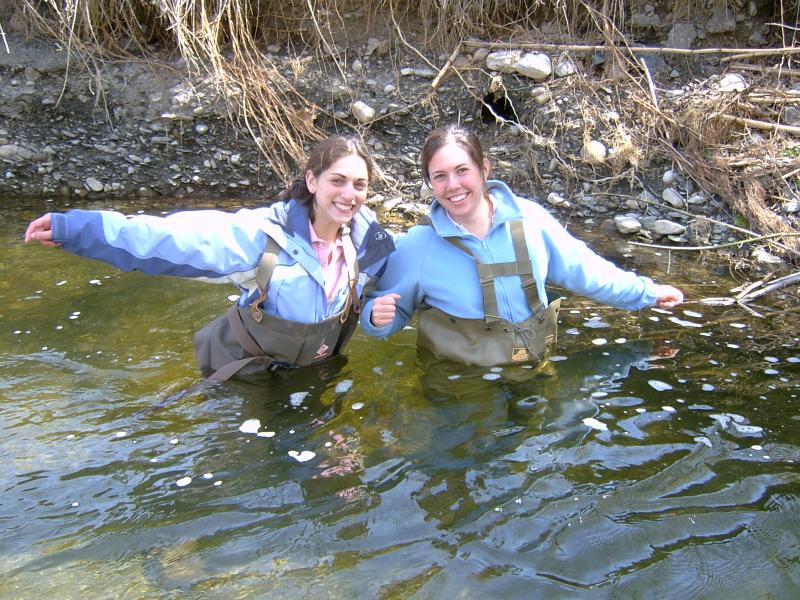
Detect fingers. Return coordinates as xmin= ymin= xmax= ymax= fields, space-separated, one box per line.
xmin=655 ymin=285 xmax=684 ymax=308
xmin=24 ymin=214 xmax=57 ymax=246
xmin=370 ymin=293 xmax=400 ymax=327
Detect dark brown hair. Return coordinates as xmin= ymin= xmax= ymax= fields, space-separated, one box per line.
xmin=420 ymin=124 xmax=487 ymax=186
xmin=278 ymin=134 xmax=374 ymax=204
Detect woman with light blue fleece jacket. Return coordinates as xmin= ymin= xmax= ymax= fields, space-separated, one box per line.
xmin=25 ymin=135 xmax=395 ymax=379
xmin=361 ymin=124 xmax=683 ymax=367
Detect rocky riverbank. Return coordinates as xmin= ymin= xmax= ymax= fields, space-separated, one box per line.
xmin=0 ymin=29 xmax=796 ymax=267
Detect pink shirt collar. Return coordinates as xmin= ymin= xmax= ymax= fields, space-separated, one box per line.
xmin=309 ymin=221 xmax=346 ymax=301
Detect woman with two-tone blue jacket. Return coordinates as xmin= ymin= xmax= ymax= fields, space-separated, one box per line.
xmin=25 ymin=135 xmax=395 ymax=380
xmin=361 ymin=124 xmax=684 ymax=367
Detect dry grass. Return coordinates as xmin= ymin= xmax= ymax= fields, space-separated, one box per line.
xmin=656 ymin=83 xmax=800 ymax=258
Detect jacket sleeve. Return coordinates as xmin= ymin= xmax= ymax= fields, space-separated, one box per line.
xmin=532 ymin=205 xmax=659 ymax=310
xmin=360 ymin=228 xmax=428 ymax=337
xmin=50 ymin=208 xmax=271 ymax=281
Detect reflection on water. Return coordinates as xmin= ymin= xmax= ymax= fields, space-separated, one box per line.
xmin=1 ymin=198 xmax=799 ymax=598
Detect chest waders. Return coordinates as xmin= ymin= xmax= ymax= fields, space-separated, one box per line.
xmin=193 ymin=227 xmax=362 ymax=382
xmin=417 ymin=219 xmax=561 ymax=367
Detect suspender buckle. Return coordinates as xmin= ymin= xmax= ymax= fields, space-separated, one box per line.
xmin=250 ymin=286 xmax=268 ymax=323
xmin=484 ymin=313 xmax=502 ymax=325
xmin=533 ymin=303 xmax=546 ymax=323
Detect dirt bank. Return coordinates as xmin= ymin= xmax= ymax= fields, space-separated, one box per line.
xmin=1 ymin=3 xmax=798 ymax=267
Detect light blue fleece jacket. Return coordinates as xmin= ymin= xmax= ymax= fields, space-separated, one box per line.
xmin=361 ymin=180 xmax=659 ymax=337
xmin=50 ymin=199 xmax=394 ymax=324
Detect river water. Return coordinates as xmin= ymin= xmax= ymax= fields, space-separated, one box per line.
xmin=1 ymin=196 xmax=798 ymax=598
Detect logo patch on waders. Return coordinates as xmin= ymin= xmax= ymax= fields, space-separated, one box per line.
xmin=314 ymin=341 xmax=331 ymax=360
xmin=511 ymin=347 xmax=530 ymax=362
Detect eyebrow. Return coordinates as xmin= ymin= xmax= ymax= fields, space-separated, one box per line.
xmin=328 ymin=171 xmax=368 ymax=182
xmin=431 ymin=162 xmax=470 ymax=175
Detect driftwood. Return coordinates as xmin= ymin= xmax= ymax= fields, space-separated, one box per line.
xmin=717 ymin=113 xmax=800 ymax=136
xmin=732 ymin=63 xmax=800 ymax=77
xmin=430 ymin=42 xmax=462 ymax=91
xmin=685 ymin=271 xmax=800 ymax=317
xmin=735 ymin=271 xmax=800 ymax=301
xmin=628 ymin=232 xmax=800 ymax=252
xmin=462 ymin=40 xmax=800 ymax=58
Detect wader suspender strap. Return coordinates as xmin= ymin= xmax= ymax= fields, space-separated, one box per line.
xmin=209 ymin=308 xmax=279 ymax=381
xmin=250 ymin=238 xmax=281 ymax=323
xmin=339 ymin=225 xmax=361 ymax=322
xmin=446 ymin=220 xmax=543 ymax=325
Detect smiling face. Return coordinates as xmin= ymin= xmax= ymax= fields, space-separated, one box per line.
xmin=306 ymin=153 xmax=369 ymax=237
xmin=426 ymin=140 xmax=490 ymax=227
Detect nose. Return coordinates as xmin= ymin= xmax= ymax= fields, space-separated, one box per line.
xmin=340 ymin=181 xmax=355 ymax=200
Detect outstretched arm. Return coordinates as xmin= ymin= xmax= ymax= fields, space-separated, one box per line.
xmin=24 ymin=207 xmax=272 ymax=281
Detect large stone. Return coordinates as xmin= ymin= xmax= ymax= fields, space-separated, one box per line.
xmin=581 ymin=140 xmax=607 ymax=164
xmin=351 ymin=100 xmax=376 ymax=123
xmin=614 ymin=215 xmax=642 ymax=234
xmin=751 ymin=247 xmax=784 ymax=265
xmin=719 ymin=73 xmax=747 ymax=92
xmin=554 ymin=54 xmax=576 ymax=78
xmin=652 ymin=219 xmax=686 ymax=236
xmin=0 ymin=144 xmax=33 ymax=162
xmin=85 ymin=176 xmax=104 ymax=192
xmin=486 ymin=50 xmax=521 ymax=73
xmin=546 ymin=192 xmax=569 ymax=207
xmin=629 ymin=11 xmax=660 ymax=28
xmin=364 ymin=37 xmax=389 ymax=57
xmin=662 ymin=187 xmax=685 ymax=208
xmin=707 ymin=7 xmax=736 ymax=34
xmin=662 ymin=169 xmax=681 ymax=184
xmin=667 ymin=22 xmax=697 ymax=49
xmin=515 ymin=53 xmax=552 ymax=80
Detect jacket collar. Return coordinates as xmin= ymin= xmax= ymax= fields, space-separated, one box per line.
xmin=428 ymin=179 xmax=522 ymax=238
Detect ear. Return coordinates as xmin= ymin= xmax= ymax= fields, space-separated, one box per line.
xmin=305 ymin=170 xmax=317 ymax=194
xmin=482 ymin=157 xmax=491 ymax=180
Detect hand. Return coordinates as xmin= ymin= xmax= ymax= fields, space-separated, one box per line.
xmin=654 ymin=285 xmax=684 ymax=309
xmin=24 ymin=213 xmax=59 ymax=247
xmin=370 ymin=293 xmax=400 ymax=327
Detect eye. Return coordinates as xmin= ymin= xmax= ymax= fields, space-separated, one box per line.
xmin=432 ymin=173 xmax=446 ymax=182
xmin=354 ymin=181 xmax=367 ymax=191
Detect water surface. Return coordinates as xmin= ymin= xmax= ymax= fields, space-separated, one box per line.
xmin=1 ymin=197 xmax=798 ymax=598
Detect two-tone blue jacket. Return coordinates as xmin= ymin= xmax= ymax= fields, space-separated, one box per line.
xmin=361 ymin=179 xmax=660 ymax=337
xmin=50 ymin=199 xmax=395 ymax=323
